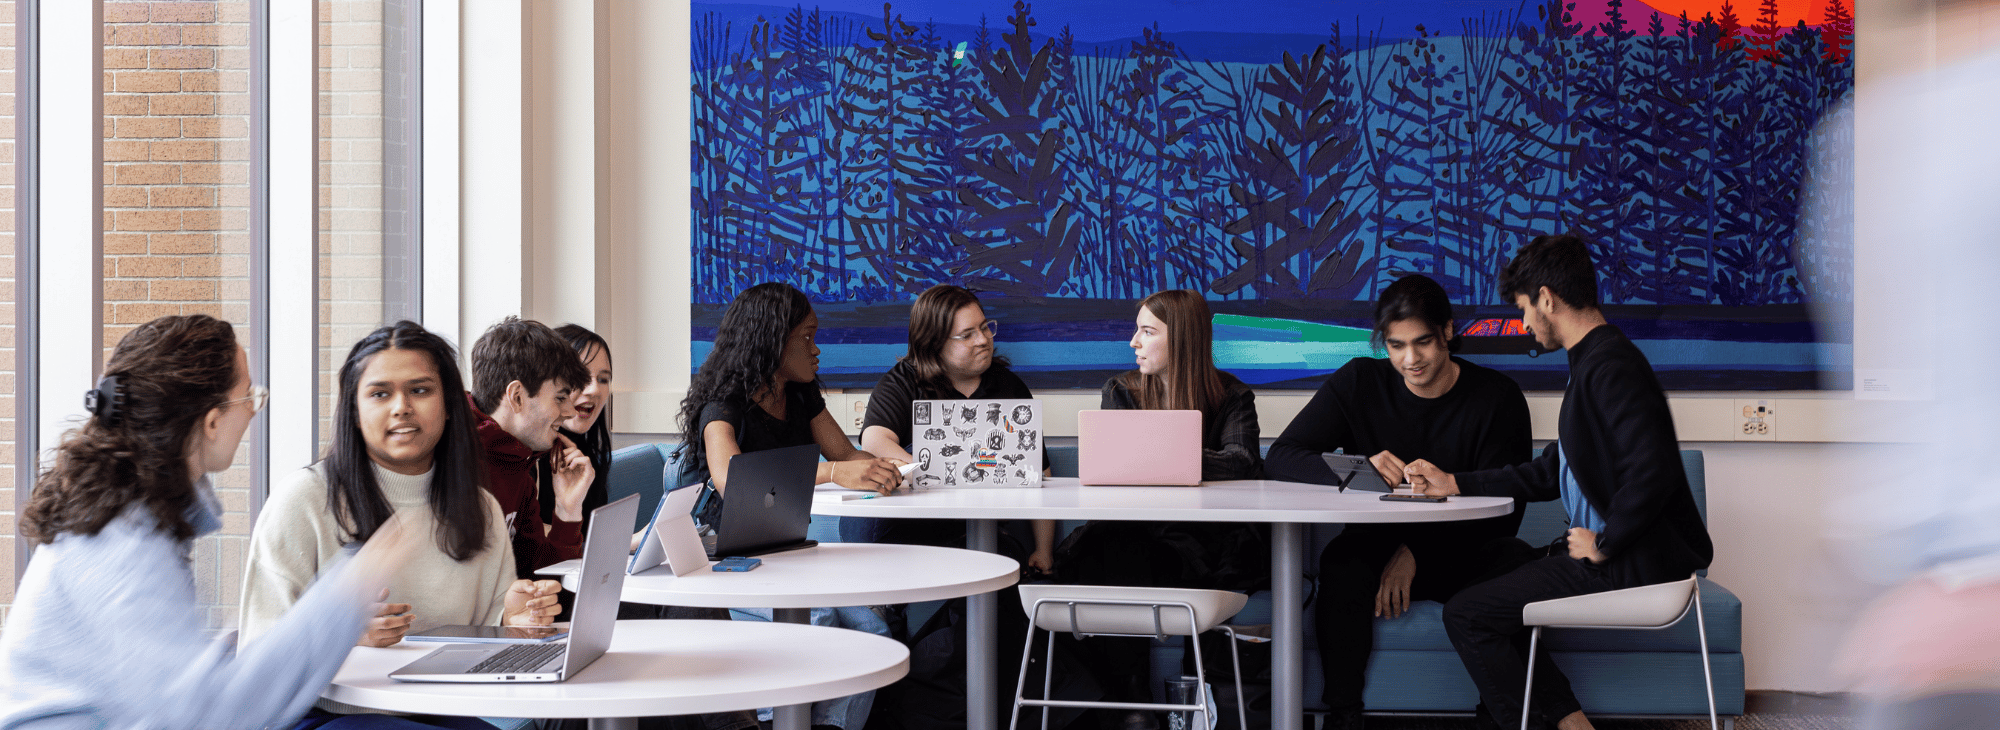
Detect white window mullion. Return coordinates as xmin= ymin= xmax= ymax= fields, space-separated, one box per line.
xmin=267 ymin=1 xmax=317 ymax=478
xmin=35 ymin=0 xmax=101 ymax=466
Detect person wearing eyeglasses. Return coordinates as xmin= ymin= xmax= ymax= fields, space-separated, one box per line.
xmin=3 ymin=315 xmax=417 ymax=730
xmin=850 ymin=285 xmax=1055 ymax=562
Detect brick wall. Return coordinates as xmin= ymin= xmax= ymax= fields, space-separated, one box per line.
xmin=102 ymin=0 xmax=254 ymax=629
xmin=0 ymin=0 xmax=16 ymax=623
xmin=319 ymin=0 xmax=389 ymax=457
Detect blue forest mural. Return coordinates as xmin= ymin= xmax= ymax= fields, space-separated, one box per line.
xmin=690 ymin=0 xmax=1856 ymax=389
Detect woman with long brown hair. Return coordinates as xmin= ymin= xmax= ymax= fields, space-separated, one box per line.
xmin=2 ymin=315 xmax=411 ymax=729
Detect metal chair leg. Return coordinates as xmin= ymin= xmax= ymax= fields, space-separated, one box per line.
xmin=1009 ymin=614 xmax=1039 ymax=730
xmin=1041 ymin=629 xmax=1057 ymax=730
xmin=1222 ymin=626 xmax=1248 ymax=730
xmin=1521 ymin=626 xmax=1541 ymax=730
xmin=1694 ymin=582 xmax=1718 ymax=730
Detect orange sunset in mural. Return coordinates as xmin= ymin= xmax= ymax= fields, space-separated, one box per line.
xmin=1639 ymin=0 xmax=1826 ymax=26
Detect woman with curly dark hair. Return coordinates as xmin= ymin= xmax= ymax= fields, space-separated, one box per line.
xmin=2 ymin=315 xmax=412 ymax=729
xmin=677 ymin=282 xmax=904 ymax=495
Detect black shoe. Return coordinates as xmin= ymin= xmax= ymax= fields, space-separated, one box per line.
xmin=1323 ymin=708 xmax=1365 ymax=730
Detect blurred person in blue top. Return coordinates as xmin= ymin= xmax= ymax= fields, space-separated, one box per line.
xmin=1 ymin=314 xmax=413 ymax=730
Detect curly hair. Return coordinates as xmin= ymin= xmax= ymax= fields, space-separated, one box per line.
xmin=21 ymin=315 xmax=241 ymax=544
xmin=324 ymin=321 xmax=491 ymax=561
xmin=676 ymin=282 xmax=816 ymax=468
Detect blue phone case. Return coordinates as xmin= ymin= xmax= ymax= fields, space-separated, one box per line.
xmin=713 ymin=556 xmax=761 ymax=572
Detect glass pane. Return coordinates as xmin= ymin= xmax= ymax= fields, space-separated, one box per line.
xmin=101 ymin=0 xmax=253 ymax=628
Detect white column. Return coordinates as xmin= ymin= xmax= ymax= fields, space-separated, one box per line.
xmin=526 ymin=0 xmax=607 ymax=330
xmin=266 ymin=1 xmax=318 ymax=477
xmin=459 ymin=0 xmax=528 ymax=351
xmin=35 ymin=0 xmax=102 ymax=463
xmin=423 ymin=0 xmax=463 ymax=344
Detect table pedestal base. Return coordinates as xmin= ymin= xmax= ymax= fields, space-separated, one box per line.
xmin=772 ymin=607 xmax=814 ymax=730
xmin=1272 ymin=522 xmax=1303 ymax=730
xmin=587 ymin=719 xmax=636 ymax=730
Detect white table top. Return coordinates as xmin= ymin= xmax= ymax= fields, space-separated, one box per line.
xmin=562 ymin=542 xmax=1020 ymax=608
xmin=811 ymin=477 xmax=1514 ymax=523
xmin=323 ymin=620 xmax=909 ymax=718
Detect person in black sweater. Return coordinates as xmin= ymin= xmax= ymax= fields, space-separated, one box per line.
xmin=849 ymin=285 xmax=1055 ymax=564
xmin=1264 ymin=275 xmax=1535 ymax=730
xmin=1405 ymin=236 xmax=1715 ymax=730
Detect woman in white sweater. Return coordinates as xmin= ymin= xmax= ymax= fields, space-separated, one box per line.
xmin=2 ymin=315 xmax=410 ymax=730
xmin=240 ymin=321 xmax=562 ymax=729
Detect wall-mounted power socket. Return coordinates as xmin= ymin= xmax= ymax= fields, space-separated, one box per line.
xmin=851 ymin=397 xmax=869 ymax=431
xmin=1734 ymin=399 xmax=1775 ymax=441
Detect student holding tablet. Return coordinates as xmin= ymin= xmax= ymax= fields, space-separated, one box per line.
xmin=1263 ymin=274 xmax=1534 ymax=730
xmin=240 ymin=321 xmax=563 ymax=727
xmin=3 ymin=315 xmax=412 ymax=730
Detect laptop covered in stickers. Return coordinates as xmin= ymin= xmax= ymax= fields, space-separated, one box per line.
xmin=907 ymin=398 xmax=1043 ymax=488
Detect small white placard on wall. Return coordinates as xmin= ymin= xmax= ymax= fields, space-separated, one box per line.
xmin=1855 ymin=369 xmax=1934 ymax=401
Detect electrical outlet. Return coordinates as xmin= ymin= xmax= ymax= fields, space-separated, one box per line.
xmin=1734 ymin=399 xmax=1775 ymax=441
xmin=851 ymin=397 xmax=868 ymax=431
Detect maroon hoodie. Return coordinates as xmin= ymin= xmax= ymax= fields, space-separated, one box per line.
xmin=470 ymin=393 xmax=583 ymax=577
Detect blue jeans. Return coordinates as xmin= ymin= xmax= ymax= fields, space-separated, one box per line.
xmin=732 ymin=605 xmax=891 ymax=730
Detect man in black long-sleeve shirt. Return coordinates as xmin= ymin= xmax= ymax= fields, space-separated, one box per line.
xmin=1406 ymin=235 xmax=1715 ymax=730
xmin=1266 ymin=275 xmax=1536 ymax=730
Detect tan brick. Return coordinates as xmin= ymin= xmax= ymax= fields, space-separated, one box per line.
xmin=151 ymin=233 xmax=215 ymax=254
xmin=104 ymin=140 xmax=149 ymax=162
xmin=179 ymin=71 xmax=219 ymax=93
xmin=180 ymin=256 xmax=220 ymax=277
xmin=153 ymin=280 xmax=216 ymax=301
xmin=180 ymin=163 xmax=220 ymax=184
xmin=217 ymin=232 xmax=249 ymax=254
xmin=217 ymin=95 xmax=251 ymax=116
xmin=112 ymin=302 xmax=179 ymax=325
xmin=113 ymin=163 xmax=179 ymax=185
xmin=151 ymin=141 xmax=215 ymax=162
xmin=150 ymin=48 xmax=213 ymax=70
xmin=217 ymin=187 xmax=249 ymax=208
xmin=103 ymin=187 xmax=147 ymax=208
xmin=114 ymin=71 xmax=180 ymax=94
xmin=102 ymin=279 xmax=147 ymax=300
xmin=218 ymin=3 xmax=251 ymax=23
xmin=150 ymin=186 xmax=213 ymax=208
xmin=114 ymin=210 xmax=178 ymax=232
xmin=104 ymin=2 xmax=150 ymax=24
xmin=220 ymin=209 xmax=248 ymax=230
xmin=181 ymin=117 xmax=223 ymax=138
xmin=150 ymin=95 xmax=212 ymax=116
xmin=218 ymin=140 xmax=248 ymax=161
xmin=150 ymin=2 xmax=215 ymax=23
xmin=105 ymin=233 xmax=148 ymax=255
xmin=115 ymin=256 xmax=180 ymax=278
xmin=104 ymin=48 xmax=148 ymax=70
xmin=106 ymin=25 xmax=181 ymax=47
xmin=116 ymin=117 xmax=179 ymax=139
xmin=182 ymin=209 xmax=220 ymax=231
xmin=219 ymin=279 xmax=249 ymax=300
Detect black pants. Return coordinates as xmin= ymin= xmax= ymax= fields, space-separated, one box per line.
xmin=1314 ymin=532 xmax=1536 ymax=713
xmin=1440 ymin=554 xmax=1638 ymax=730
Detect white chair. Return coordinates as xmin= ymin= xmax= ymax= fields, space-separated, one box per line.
xmin=1010 ymin=584 xmax=1250 ymax=730
xmin=1520 ymin=573 xmax=1717 ymax=730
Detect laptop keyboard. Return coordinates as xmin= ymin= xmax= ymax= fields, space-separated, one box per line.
xmin=468 ymin=641 xmax=566 ymax=674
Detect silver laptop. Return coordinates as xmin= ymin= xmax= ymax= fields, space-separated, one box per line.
xmin=909 ymin=398 xmax=1043 ymax=488
xmin=390 ymin=494 xmax=637 ymax=683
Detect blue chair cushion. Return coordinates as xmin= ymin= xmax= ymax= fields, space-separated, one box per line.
xmin=607 ymin=443 xmax=670 ymax=526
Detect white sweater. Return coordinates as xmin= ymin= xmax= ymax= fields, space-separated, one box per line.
xmin=241 ymin=463 xmax=516 ymax=641
xmin=1 ymin=478 xmax=372 ymax=730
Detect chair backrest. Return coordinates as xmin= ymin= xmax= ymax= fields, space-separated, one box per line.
xmin=1521 ymin=573 xmax=1699 ymax=628
xmin=1516 ymin=448 xmax=1707 ymax=542
xmin=607 ymin=443 xmax=671 ymax=525
xmin=1017 ymin=584 xmax=1248 ymax=637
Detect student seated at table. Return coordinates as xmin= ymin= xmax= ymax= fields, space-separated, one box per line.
xmin=1403 ymin=235 xmax=1714 ymax=730
xmin=468 ymin=316 xmax=596 ymax=578
xmin=847 ymin=284 xmax=1055 ymax=566
xmin=241 ymin=321 xmax=564 ymax=729
xmin=1055 ymin=289 xmax=1265 ymax=729
xmin=676 ymin=281 xmax=900 ymax=730
xmin=1263 ymin=274 xmax=1536 ymax=730
xmin=3 ymin=315 xmax=410 ymax=730
xmin=537 ymin=324 xmax=615 ymax=546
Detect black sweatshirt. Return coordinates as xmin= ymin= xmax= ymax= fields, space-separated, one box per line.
xmin=1266 ymin=356 xmax=1533 ymax=559
xmin=1456 ymin=325 xmax=1714 ymax=584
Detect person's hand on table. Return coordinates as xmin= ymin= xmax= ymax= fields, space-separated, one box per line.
xmin=1403 ymin=460 xmax=1460 ymax=496
xmin=504 ymin=579 xmax=564 ymax=626
xmin=361 ymin=590 xmax=414 ymax=647
xmin=1369 ymin=450 xmax=1409 ymax=488
xmin=1375 ymin=544 xmax=1417 ymax=618
xmin=1566 ymin=527 xmax=1604 ymax=564
xmin=832 ymin=457 xmax=905 ymax=496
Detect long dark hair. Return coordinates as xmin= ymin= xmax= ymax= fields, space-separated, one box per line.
xmin=22 ymin=315 xmax=241 ymax=544
xmin=902 ymin=284 xmax=1009 ymax=398
xmin=324 ymin=321 xmax=490 ymax=561
xmin=1371 ymin=274 xmax=1461 ymax=353
xmin=554 ymin=323 xmax=613 ymax=457
xmin=676 ymin=282 xmax=816 ymax=468
xmin=1118 ymin=290 xmax=1227 ymax=415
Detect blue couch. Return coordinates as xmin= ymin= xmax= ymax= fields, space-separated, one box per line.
xmin=606 ymin=442 xmax=1743 ymax=725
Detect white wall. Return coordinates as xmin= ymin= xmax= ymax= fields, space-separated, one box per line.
xmin=501 ymin=0 xmax=1930 ymax=694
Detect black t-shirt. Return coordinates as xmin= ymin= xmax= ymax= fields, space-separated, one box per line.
xmin=862 ymin=359 xmax=1049 ymax=470
xmin=1264 ymin=356 xmax=1533 ymax=555
xmin=690 ymin=382 xmax=826 ymax=483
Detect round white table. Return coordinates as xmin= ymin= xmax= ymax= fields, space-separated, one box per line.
xmin=559 ymin=541 xmax=1019 ymax=730
xmin=562 ymin=542 xmax=1021 ymax=608
xmin=324 ymin=620 xmax=908 ymax=730
xmin=813 ymin=477 xmax=1514 ymax=730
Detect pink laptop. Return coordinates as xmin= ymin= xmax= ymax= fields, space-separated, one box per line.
xmin=1076 ymin=409 xmax=1203 ymax=486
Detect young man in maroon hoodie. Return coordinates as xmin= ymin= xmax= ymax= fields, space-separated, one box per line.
xmin=468 ymin=316 xmax=595 ymax=578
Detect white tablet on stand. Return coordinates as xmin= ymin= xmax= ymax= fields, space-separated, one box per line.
xmin=630 ymin=485 xmax=710 ymax=576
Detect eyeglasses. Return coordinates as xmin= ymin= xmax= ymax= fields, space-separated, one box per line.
xmin=948 ymin=320 xmax=1000 ymax=342
xmin=220 ymin=384 xmax=269 ymax=415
